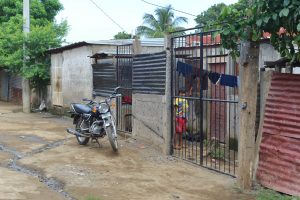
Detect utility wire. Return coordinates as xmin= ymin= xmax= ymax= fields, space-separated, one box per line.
xmin=140 ymin=0 xmax=197 ymax=17
xmin=89 ymin=0 xmax=126 ymax=31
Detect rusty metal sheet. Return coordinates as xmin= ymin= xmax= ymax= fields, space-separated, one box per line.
xmin=257 ymin=73 xmax=300 ymax=196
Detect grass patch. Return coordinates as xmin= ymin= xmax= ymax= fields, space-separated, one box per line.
xmin=85 ymin=196 xmax=102 ymax=200
xmin=257 ymin=188 xmax=300 ymax=200
xmin=211 ymin=148 xmax=225 ymax=160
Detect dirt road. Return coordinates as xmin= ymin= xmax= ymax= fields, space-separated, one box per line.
xmin=0 ymin=101 xmax=255 ymax=200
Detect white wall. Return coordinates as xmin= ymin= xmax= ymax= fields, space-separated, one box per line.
xmin=61 ymin=46 xmax=93 ymax=106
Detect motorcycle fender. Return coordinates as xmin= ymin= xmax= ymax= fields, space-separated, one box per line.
xmin=73 ymin=115 xmax=81 ymax=125
xmin=101 ymin=113 xmax=112 ymax=127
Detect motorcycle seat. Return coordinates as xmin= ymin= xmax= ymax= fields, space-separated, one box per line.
xmin=71 ymin=104 xmax=91 ymax=114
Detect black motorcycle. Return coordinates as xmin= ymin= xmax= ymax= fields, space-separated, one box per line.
xmin=67 ymin=87 xmax=120 ymax=152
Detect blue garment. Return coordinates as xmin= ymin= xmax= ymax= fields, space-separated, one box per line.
xmin=177 ymin=61 xmax=193 ymax=76
xmin=208 ymin=72 xmax=220 ymax=84
xmin=220 ymin=74 xmax=238 ymax=87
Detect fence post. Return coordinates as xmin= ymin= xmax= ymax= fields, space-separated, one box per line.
xmin=163 ymin=34 xmax=172 ymax=155
xmin=237 ymin=41 xmax=259 ymax=190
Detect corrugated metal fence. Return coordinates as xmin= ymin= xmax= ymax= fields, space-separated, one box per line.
xmin=132 ymin=51 xmax=166 ymax=95
xmin=256 ymin=72 xmax=300 ymax=196
xmin=92 ymin=58 xmax=117 ymax=97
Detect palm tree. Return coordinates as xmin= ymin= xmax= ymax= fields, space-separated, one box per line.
xmin=136 ymin=5 xmax=188 ymax=38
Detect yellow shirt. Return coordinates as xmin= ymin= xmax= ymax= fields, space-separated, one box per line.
xmin=174 ymin=97 xmax=188 ymax=118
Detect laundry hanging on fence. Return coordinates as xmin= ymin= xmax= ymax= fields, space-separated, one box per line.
xmin=220 ymin=74 xmax=238 ymax=87
xmin=177 ymin=61 xmax=193 ymax=76
xmin=177 ymin=61 xmax=238 ymax=88
xmin=208 ymin=72 xmax=220 ymax=84
xmin=208 ymin=72 xmax=238 ymax=88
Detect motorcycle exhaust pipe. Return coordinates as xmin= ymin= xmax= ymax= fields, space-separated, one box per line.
xmin=66 ymin=128 xmax=90 ymax=138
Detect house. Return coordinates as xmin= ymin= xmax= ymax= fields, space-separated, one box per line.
xmin=47 ymin=38 xmax=164 ymax=109
xmin=0 ymin=69 xmax=23 ymax=104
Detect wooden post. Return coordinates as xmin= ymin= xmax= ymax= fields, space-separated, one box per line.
xmin=237 ymin=41 xmax=259 ymax=190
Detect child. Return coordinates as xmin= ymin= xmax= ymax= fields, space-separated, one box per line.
xmin=174 ymin=88 xmax=188 ymax=149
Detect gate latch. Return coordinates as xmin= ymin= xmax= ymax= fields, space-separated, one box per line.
xmin=241 ymin=102 xmax=247 ymax=110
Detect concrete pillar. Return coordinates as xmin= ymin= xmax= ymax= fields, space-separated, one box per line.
xmin=22 ymin=78 xmax=30 ymax=113
xmin=22 ymin=0 xmax=31 ymax=113
xmin=162 ymin=34 xmax=172 ymax=155
xmin=133 ymin=38 xmax=142 ymax=55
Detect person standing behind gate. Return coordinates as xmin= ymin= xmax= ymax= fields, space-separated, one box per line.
xmin=189 ymin=71 xmax=208 ymax=134
xmin=174 ymin=88 xmax=189 ymax=149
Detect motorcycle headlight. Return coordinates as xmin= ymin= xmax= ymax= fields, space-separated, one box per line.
xmin=99 ymin=103 xmax=109 ymax=113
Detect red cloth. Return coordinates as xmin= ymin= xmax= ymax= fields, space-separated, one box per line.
xmin=122 ymin=96 xmax=132 ymax=104
xmin=175 ymin=117 xmax=187 ymax=133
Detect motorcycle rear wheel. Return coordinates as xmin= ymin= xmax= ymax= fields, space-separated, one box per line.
xmin=75 ymin=116 xmax=90 ymax=145
xmin=106 ymin=124 xmax=118 ymax=152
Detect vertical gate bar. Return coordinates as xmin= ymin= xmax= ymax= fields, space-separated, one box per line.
xmin=224 ymin=71 xmax=226 ymax=173
xmin=194 ymin=34 xmax=197 ymax=163
xmin=204 ymin=34 xmax=207 ymax=167
xmin=228 ymin=56 xmax=232 ymax=174
xmin=193 ymin=35 xmax=203 ymax=165
xmin=171 ymin=37 xmax=174 ymax=155
xmin=199 ymin=31 xmax=204 ymax=165
xmin=234 ymin=61 xmax=237 ymax=175
xmin=218 ymin=50 xmax=222 ymax=171
xmin=116 ymin=46 xmax=119 ymax=129
xmin=182 ymin=36 xmax=185 ymax=159
xmin=174 ymin=38 xmax=177 ymax=157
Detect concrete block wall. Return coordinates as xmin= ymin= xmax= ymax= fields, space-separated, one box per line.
xmin=132 ymin=93 xmax=165 ymax=152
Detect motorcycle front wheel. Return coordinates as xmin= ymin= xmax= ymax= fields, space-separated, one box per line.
xmin=75 ymin=116 xmax=90 ymax=145
xmin=106 ymin=123 xmax=118 ymax=152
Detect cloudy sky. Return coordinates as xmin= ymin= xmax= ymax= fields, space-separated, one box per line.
xmin=56 ymin=0 xmax=238 ymax=43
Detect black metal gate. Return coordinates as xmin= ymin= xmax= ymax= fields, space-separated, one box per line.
xmin=171 ymin=28 xmax=239 ymax=176
xmin=116 ymin=44 xmax=133 ymax=134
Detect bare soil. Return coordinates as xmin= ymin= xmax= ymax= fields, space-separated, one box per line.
xmin=0 ymin=101 xmax=255 ymax=200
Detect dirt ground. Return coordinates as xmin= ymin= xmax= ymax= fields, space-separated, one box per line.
xmin=0 ymin=101 xmax=255 ymax=200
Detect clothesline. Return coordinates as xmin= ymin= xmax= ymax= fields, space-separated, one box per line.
xmin=177 ymin=61 xmax=239 ymax=88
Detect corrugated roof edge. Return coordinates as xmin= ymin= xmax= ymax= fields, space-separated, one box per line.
xmin=47 ymin=38 xmax=164 ymax=54
xmin=46 ymin=41 xmax=90 ymax=54
xmin=140 ymin=38 xmax=164 ymax=47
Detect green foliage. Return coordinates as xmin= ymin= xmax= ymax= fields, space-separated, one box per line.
xmin=216 ymin=0 xmax=300 ymax=62
xmin=211 ymin=148 xmax=225 ymax=160
xmin=217 ymin=0 xmax=251 ymax=59
xmin=252 ymin=0 xmax=300 ymax=62
xmin=0 ymin=0 xmax=68 ymax=88
xmin=113 ymin=31 xmax=133 ymax=39
xmin=257 ymin=188 xmax=300 ymax=200
xmin=195 ymin=3 xmax=227 ymax=29
xmin=136 ymin=5 xmax=188 ymax=38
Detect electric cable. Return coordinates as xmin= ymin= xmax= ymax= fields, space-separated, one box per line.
xmin=89 ymin=0 xmax=126 ymax=31
xmin=140 ymin=0 xmax=197 ymax=17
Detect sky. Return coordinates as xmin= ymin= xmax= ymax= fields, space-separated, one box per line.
xmin=55 ymin=0 xmax=238 ymax=43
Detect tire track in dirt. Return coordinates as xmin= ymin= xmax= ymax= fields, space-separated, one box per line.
xmin=0 ymin=139 xmax=75 ymax=200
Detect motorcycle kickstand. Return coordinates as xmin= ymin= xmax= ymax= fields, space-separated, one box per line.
xmin=92 ymin=138 xmax=101 ymax=148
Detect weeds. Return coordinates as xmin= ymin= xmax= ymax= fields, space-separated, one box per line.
xmin=85 ymin=196 xmax=102 ymax=200
xmin=257 ymin=188 xmax=300 ymax=200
